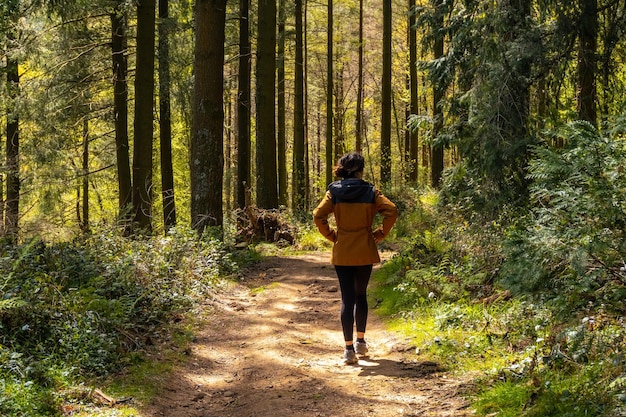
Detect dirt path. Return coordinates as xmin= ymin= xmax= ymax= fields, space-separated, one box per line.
xmin=143 ymin=252 xmax=472 ymax=417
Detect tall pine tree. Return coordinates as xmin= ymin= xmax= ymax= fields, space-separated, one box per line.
xmin=191 ymin=0 xmax=227 ymax=234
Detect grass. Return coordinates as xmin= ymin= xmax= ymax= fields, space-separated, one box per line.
xmin=371 ymin=290 xmax=521 ymax=376
xmin=249 ymin=281 xmax=281 ymax=295
xmin=473 ymin=381 xmax=531 ymax=417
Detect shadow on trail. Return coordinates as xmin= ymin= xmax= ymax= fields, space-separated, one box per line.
xmin=356 ymin=358 xmax=445 ymax=379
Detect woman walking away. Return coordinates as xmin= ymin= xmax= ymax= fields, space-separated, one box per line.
xmin=313 ymin=152 xmax=398 ymax=365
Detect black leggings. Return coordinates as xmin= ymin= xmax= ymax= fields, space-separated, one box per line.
xmin=334 ymin=265 xmax=373 ymax=342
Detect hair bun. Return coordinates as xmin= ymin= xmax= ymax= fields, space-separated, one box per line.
xmin=333 ymin=152 xmax=365 ymax=178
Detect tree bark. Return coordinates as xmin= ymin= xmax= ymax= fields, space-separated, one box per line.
xmin=333 ymin=66 xmax=344 ymax=159
xmin=133 ymin=0 xmax=156 ymax=233
xmin=577 ymin=0 xmax=597 ymax=125
xmin=303 ymin=0 xmax=310 ymax=209
xmin=237 ymin=0 xmax=251 ymax=209
xmin=111 ymin=5 xmax=132 ymax=231
xmin=81 ymin=119 xmax=89 ymax=233
xmin=5 ymin=55 xmax=20 ymax=242
xmin=277 ymin=0 xmax=288 ymax=207
xmin=293 ymin=0 xmax=306 ymax=211
xmin=408 ymin=0 xmax=419 ymax=184
xmin=159 ymin=0 xmax=176 ymax=231
xmin=355 ymin=0 xmax=364 ymax=154
xmin=325 ymin=0 xmax=333 ymax=185
xmin=381 ymin=0 xmax=392 ymax=189
xmin=431 ymin=0 xmax=444 ymax=188
xmin=496 ymin=0 xmax=532 ymax=195
xmin=256 ymin=0 xmax=278 ymax=208
xmin=191 ymin=0 xmax=226 ymax=234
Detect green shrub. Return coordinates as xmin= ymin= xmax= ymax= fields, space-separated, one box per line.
xmin=0 ymin=227 xmax=249 ymax=416
xmin=500 ymin=120 xmax=626 ymax=313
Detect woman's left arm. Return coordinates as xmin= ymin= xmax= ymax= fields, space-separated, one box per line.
xmin=373 ymin=192 xmax=398 ymax=242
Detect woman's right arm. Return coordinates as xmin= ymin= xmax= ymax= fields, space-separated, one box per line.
xmin=313 ymin=192 xmax=337 ymax=242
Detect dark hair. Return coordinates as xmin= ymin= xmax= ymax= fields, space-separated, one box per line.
xmin=334 ymin=152 xmax=365 ymax=178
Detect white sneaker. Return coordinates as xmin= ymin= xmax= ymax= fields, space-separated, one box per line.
xmin=355 ymin=340 xmax=369 ymax=356
xmin=343 ymin=349 xmax=358 ymax=365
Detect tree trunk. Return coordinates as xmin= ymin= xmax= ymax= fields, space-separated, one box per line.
xmin=381 ymin=0 xmax=392 ymax=189
xmin=355 ymin=0 xmax=364 ymax=153
xmin=494 ymin=0 xmax=532 ymax=196
xmin=277 ymin=0 xmax=288 ymax=207
xmin=325 ymin=0 xmax=333 ymax=185
xmin=577 ymin=0 xmax=597 ymax=125
xmin=133 ymin=0 xmax=156 ymax=233
xmin=111 ymin=5 xmax=132 ymax=230
xmin=225 ymin=79 xmax=233 ymax=212
xmin=408 ymin=0 xmax=419 ymax=184
xmin=191 ymin=0 xmax=227 ymax=234
xmin=431 ymin=0 xmax=444 ymax=188
xmin=293 ymin=0 xmax=306 ymax=211
xmin=597 ymin=2 xmax=625 ymax=121
xmin=81 ymin=119 xmax=89 ymax=233
xmin=404 ymin=74 xmax=410 ymax=181
xmin=159 ymin=0 xmax=176 ymax=231
xmin=333 ymin=66 xmax=344 ymax=159
xmin=303 ymin=0 xmax=310 ymax=209
xmin=5 ymin=56 xmax=19 ymax=242
xmin=256 ymin=0 xmax=278 ymax=208
xmin=237 ymin=0 xmax=251 ymax=209
xmin=315 ymin=102 xmax=322 ymax=198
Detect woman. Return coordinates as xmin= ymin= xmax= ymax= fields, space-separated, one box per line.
xmin=313 ymin=152 xmax=398 ymax=365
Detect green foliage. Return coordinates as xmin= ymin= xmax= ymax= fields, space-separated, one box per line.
xmin=417 ymin=0 xmax=543 ymax=220
xmin=297 ymin=224 xmax=332 ymax=251
xmin=474 ymin=381 xmax=532 ymax=417
xmin=384 ymin=186 xmax=434 ymax=242
xmin=500 ymin=120 xmax=626 ymax=312
xmin=373 ymin=177 xmax=626 ymax=416
xmin=487 ymin=312 xmax=624 ymax=414
xmin=371 ymin=188 xmax=502 ymax=316
xmin=0 ymin=372 xmax=59 ymax=417
xmin=0 ymin=228 xmax=249 ymax=416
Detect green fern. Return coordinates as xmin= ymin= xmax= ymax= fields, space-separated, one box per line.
xmin=502 ymin=119 xmax=626 ymax=306
xmin=0 ymin=297 xmax=28 ymax=314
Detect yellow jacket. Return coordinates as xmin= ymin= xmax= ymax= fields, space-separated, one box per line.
xmin=313 ymin=179 xmax=398 ymax=266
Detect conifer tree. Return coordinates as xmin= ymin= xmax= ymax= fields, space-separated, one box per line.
xmin=191 ymin=0 xmax=227 ymax=234
xmin=256 ymin=0 xmax=278 ymax=208
xmin=111 ymin=1 xmax=132 ymax=230
xmin=159 ymin=0 xmax=176 ymax=230
xmin=293 ymin=0 xmax=306 ymax=211
xmin=133 ymin=0 xmax=156 ymax=232
xmin=381 ymin=0 xmax=392 ymax=189
xmin=237 ymin=0 xmax=251 ymax=209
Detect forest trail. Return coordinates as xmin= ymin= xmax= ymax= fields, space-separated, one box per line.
xmin=142 ymin=252 xmax=473 ymax=417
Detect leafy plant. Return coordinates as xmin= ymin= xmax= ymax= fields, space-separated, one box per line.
xmin=0 ymin=227 xmax=253 ymax=417
xmin=501 ymin=120 xmax=626 ymax=312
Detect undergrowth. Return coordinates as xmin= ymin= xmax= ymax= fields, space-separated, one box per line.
xmin=373 ymin=227 xmax=626 ymax=416
xmin=371 ymin=121 xmax=626 ymax=417
xmin=0 ymin=227 xmax=257 ymax=417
